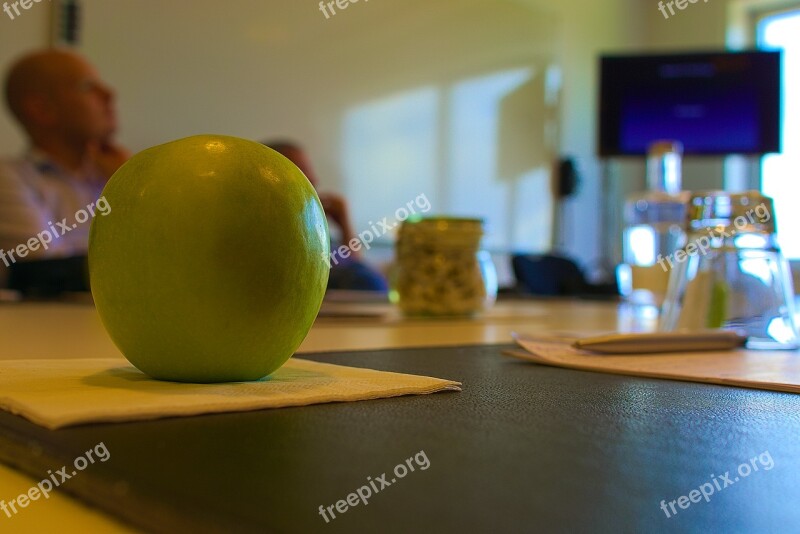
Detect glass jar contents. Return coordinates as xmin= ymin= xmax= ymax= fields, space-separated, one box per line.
xmin=390 ymin=217 xmax=497 ymax=316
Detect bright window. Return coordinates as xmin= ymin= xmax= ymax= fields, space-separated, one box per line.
xmin=758 ymin=9 xmax=800 ymax=259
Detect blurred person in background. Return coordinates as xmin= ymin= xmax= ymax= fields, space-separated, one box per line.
xmin=267 ymin=141 xmax=388 ymax=292
xmin=0 ymin=48 xmax=130 ymax=295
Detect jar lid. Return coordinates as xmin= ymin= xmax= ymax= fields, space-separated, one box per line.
xmin=398 ymin=216 xmax=485 ymax=245
xmin=687 ymin=191 xmax=776 ymax=234
xmin=402 ymin=216 xmax=484 ymax=231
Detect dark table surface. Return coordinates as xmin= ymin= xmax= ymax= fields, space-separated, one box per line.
xmin=0 ymin=344 xmax=798 ymax=533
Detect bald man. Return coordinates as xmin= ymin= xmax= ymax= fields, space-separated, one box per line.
xmin=0 ymin=49 xmax=129 ymax=291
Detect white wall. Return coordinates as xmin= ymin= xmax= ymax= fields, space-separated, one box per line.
xmin=542 ymin=0 xmax=645 ymax=278
xmin=0 ymin=0 xmax=643 ymax=284
xmin=0 ymin=4 xmax=50 ymax=154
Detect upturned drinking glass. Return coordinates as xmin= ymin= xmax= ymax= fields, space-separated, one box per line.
xmin=660 ymin=191 xmax=799 ymax=350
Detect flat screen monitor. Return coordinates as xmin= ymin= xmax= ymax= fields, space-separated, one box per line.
xmin=598 ymin=51 xmax=781 ymax=156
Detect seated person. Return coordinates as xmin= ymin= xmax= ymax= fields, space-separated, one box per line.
xmin=266 ymin=141 xmax=387 ymax=292
xmin=0 ymin=49 xmax=129 ymax=295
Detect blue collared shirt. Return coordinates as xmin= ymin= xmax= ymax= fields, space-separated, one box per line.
xmin=0 ymin=149 xmax=105 ymax=262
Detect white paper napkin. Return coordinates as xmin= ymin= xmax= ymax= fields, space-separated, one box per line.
xmin=0 ymin=357 xmax=462 ymax=429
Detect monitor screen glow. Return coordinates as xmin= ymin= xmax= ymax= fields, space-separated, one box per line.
xmin=599 ymin=51 xmax=781 ymax=156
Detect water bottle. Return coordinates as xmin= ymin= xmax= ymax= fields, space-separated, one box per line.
xmin=619 ymin=140 xmax=688 ymax=306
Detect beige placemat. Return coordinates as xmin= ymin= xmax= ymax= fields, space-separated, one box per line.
xmin=506 ymin=338 xmax=800 ymax=394
xmin=0 ymin=358 xmax=461 ymax=429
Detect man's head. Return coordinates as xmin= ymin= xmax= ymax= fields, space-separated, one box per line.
xmin=266 ymin=140 xmax=318 ymax=187
xmin=4 ymin=49 xmax=117 ymax=145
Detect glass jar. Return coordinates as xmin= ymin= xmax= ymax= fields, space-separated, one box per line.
xmin=390 ymin=217 xmax=497 ymax=317
xmin=660 ymin=191 xmax=799 ymax=349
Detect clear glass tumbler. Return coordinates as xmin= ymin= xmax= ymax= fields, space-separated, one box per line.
xmin=660 ymin=191 xmax=799 ymax=350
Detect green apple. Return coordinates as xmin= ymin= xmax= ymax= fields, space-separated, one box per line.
xmin=89 ymin=135 xmax=329 ymax=383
